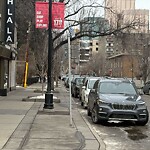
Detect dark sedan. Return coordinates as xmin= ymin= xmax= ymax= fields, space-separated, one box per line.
xmin=88 ymin=77 xmax=149 ymax=125
xmin=71 ymin=77 xmax=84 ymax=98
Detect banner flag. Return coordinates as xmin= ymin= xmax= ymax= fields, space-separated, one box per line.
xmin=35 ymin=2 xmax=49 ymax=29
xmin=52 ymin=2 xmax=65 ymax=29
xmin=35 ymin=2 xmax=65 ymax=29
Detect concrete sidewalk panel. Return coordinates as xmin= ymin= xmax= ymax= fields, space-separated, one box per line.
xmin=23 ymin=138 xmax=80 ymax=150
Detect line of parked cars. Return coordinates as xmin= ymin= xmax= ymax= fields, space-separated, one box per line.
xmin=62 ymin=75 xmax=149 ymax=126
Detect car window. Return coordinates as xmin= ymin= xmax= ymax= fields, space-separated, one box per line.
xmin=146 ymin=81 xmax=150 ymax=85
xmin=88 ymin=79 xmax=98 ymax=89
xmin=99 ymin=82 xmax=137 ymax=95
xmin=76 ymin=78 xmax=83 ymax=85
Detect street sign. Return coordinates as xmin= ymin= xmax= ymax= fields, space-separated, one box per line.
xmin=69 ymin=27 xmax=75 ymax=38
xmin=5 ymin=0 xmax=15 ymax=43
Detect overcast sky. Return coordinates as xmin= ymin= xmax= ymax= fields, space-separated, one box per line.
xmin=135 ymin=0 xmax=150 ymax=10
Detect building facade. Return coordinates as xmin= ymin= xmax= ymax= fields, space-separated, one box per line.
xmin=0 ymin=0 xmax=17 ymax=96
xmin=78 ymin=17 xmax=108 ymax=73
xmin=105 ymin=0 xmax=149 ymax=33
xmin=108 ymin=53 xmax=139 ymax=78
xmin=105 ymin=0 xmax=135 ymax=27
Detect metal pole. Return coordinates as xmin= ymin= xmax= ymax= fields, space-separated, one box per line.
xmin=44 ymin=0 xmax=54 ymax=109
xmin=68 ymin=34 xmax=72 ymax=126
xmin=23 ymin=22 xmax=31 ymax=88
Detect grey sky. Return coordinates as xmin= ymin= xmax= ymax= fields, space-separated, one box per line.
xmin=136 ymin=0 xmax=150 ymax=10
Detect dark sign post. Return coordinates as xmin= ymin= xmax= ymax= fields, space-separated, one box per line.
xmin=5 ymin=0 xmax=15 ymax=44
xmin=35 ymin=1 xmax=64 ymax=109
xmin=44 ymin=0 xmax=54 ymax=109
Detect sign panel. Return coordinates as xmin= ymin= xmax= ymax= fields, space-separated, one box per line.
xmin=52 ymin=2 xmax=65 ymax=29
xmin=35 ymin=2 xmax=49 ymax=29
xmin=5 ymin=0 xmax=15 ymax=44
xmin=35 ymin=2 xmax=64 ymax=29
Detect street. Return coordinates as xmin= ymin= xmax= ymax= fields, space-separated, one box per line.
xmin=73 ymin=93 xmax=150 ymax=150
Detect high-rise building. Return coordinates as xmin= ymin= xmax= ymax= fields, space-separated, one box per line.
xmin=123 ymin=9 xmax=149 ymax=33
xmin=79 ymin=17 xmax=109 ymax=72
xmin=105 ymin=0 xmax=135 ymax=26
xmin=105 ymin=0 xmax=149 ymax=33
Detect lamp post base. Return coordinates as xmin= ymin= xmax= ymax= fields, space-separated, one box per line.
xmin=44 ymin=92 xmax=54 ymax=109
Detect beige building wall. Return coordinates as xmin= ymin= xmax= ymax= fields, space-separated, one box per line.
xmin=123 ymin=9 xmax=149 ymax=33
xmin=105 ymin=0 xmax=149 ymax=33
xmin=105 ymin=0 xmax=135 ymax=13
xmin=105 ymin=0 xmax=135 ymax=25
xmin=90 ymin=40 xmax=99 ymax=54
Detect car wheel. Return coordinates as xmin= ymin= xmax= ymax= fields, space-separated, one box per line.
xmin=74 ymin=91 xmax=77 ymax=98
xmin=91 ymin=105 xmax=99 ymax=124
xmin=79 ymin=96 xmax=81 ymax=100
xmin=136 ymin=111 xmax=149 ymax=126
xmin=83 ymin=103 xmax=87 ymax=109
xmin=87 ymin=105 xmax=91 ymax=116
xmin=149 ymin=89 xmax=150 ymax=95
xmin=71 ymin=93 xmax=74 ymax=97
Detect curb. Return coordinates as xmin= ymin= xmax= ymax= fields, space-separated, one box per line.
xmin=78 ymin=109 xmax=106 ymax=150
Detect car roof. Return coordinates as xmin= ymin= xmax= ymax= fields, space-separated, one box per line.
xmin=99 ymin=77 xmax=131 ymax=83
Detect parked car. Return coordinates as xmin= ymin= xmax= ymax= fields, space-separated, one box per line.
xmin=64 ymin=75 xmax=80 ymax=88
xmin=87 ymin=77 xmax=149 ymax=125
xmin=81 ymin=77 xmax=100 ymax=108
xmin=79 ymin=76 xmax=90 ymax=100
xmin=61 ymin=74 xmax=68 ymax=81
xmin=71 ymin=77 xmax=84 ymax=98
xmin=64 ymin=76 xmax=69 ymax=88
xmin=143 ymin=81 xmax=150 ymax=94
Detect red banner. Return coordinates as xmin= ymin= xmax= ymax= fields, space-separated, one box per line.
xmin=35 ymin=2 xmax=49 ymax=29
xmin=35 ymin=2 xmax=65 ymax=29
xmin=52 ymin=2 xmax=65 ymax=29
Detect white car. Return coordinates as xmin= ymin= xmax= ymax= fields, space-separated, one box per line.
xmin=81 ymin=77 xmax=100 ymax=108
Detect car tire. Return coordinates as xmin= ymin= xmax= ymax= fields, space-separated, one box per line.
xmin=71 ymin=93 xmax=74 ymax=97
xmin=136 ymin=111 xmax=149 ymax=126
xmin=79 ymin=96 xmax=81 ymax=100
xmin=149 ymin=89 xmax=150 ymax=95
xmin=91 ymin=105 xmax=99 ymax=124
xmin=87 ymin=105 xmax=91 ymax=116
xmin=74 ymin=92 xmax=77 ymax=98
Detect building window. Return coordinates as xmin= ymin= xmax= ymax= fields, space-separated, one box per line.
xmin=96 ymin=42 xmax=98 ymax=45
xmin=96 ymin=48 xmax=98 ymax=51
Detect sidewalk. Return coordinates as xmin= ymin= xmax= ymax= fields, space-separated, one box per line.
xmin=0 ymin=83 xmax=105 ymax=150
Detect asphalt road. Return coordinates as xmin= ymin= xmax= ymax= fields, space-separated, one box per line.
xmin=73 ymin=94 xmax=150 ymax=150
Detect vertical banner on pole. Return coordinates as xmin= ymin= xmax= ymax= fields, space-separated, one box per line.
xmin=35 ymin=2 xmax=49 ymax=29
xmin=52 ymin=2 xmax=65 ymax=29
xmin=35 ymin=2 xmax=64 ymax=29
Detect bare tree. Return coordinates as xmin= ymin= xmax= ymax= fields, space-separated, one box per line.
xmin=15 ymin=0 xmax=142 ymax=86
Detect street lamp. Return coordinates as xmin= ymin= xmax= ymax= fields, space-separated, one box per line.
xmin=44 ymin=0 xmax=54 ymax=109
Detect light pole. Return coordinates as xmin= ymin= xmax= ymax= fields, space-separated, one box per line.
xmin=44 ymin=0 xmax=54 ymax=109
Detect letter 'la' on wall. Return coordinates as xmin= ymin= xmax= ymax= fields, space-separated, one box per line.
xmin=4 ymin=0 xmax=15 ymax=44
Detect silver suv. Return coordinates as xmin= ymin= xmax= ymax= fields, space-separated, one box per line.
xmin=88 ymin=78 xmax=149 ymax=125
